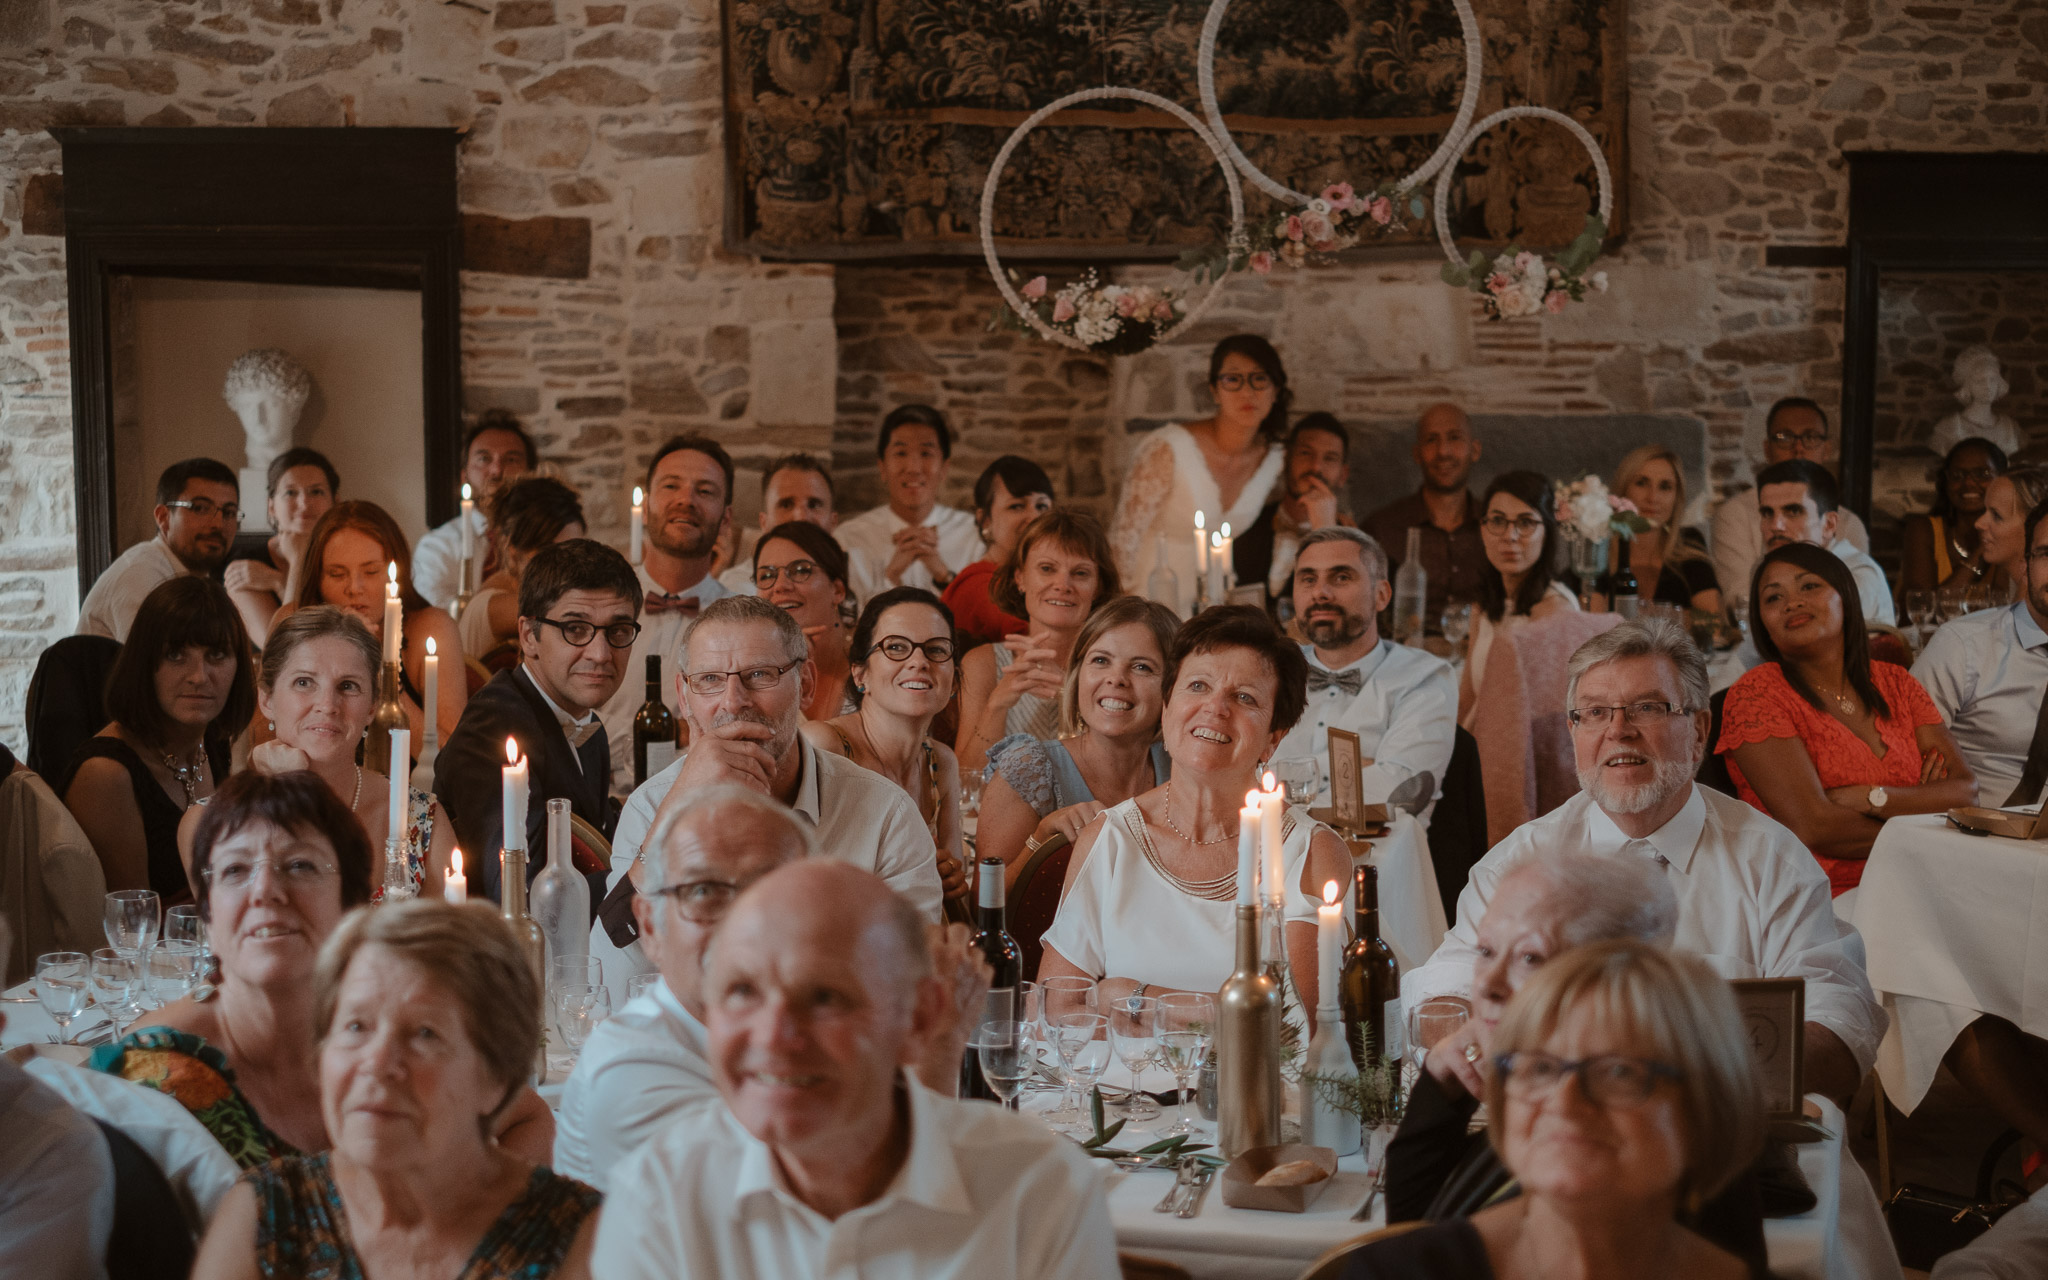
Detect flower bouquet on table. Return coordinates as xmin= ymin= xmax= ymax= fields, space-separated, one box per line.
xmin=991 ymin=270 xmax=1188 ymax=356
xmin=1442 ymin=216 xmax=1610 ymax=320
xmin=1554 ymin=473 xmax=1650 ymax=605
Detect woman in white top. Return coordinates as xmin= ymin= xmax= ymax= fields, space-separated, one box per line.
xmin=1040 ymin=606 xmax=1351 ymax=1012
xmin=1109 ymin=335 xmax=1290 ymax=612
xmin=1461 ymin=470 xmax=1579 ymax=725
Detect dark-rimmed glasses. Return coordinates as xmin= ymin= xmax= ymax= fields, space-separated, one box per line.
xmin=1565 ymin=701 xmax=1689 ymax=730
xmin=536 ymin=616 xmax=642 ymax=649
xmin=646 ymin=878 xmax=743 ymax=923
xmin=1480 ymin=514 xmax=1544 ymax=540
xmin=165 ymin=499 xmax=243 ymax=524
xmin=867 ymin=635 xmax=957 ymax=664
xmin=755 ymin=560 xmax=824 ymax=589
xmin=683 ymin=657 xmax=801 ymax=696
xmin=1214 ymin=372 xmax=1272 ymax=392
xmin=1766 ymin=429 xmax=1828 ymax=448
xmin=1495 ymin=1051 xmax=1682 ymax=1108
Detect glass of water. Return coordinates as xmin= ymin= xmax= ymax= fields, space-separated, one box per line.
xmin=146 ymin=941 xmax=203 ymax=1006
xmin=104 ymin=890 xmax=161 ymax=963
xmin=554 ymin=983 xmax=611 ymax=1059
xmin=36 ymin=952 xmax=91 ymax=1044
xmin=973 ymin=1020 xmax=1036 ymax=1111
xmin=1271 ymin=756 xmax=1323 ymax=809
xmin=1156 ymin=992 xmax=1214 ymax=1135
xmin=91 ymin=948 xmax=141 ymax=1034
xmin=1441 ymin=602 xmax=1473 ymax=658
xmin=625 ymin=973 xmax=659 ymax=1003
xmin=1051 ymin=1012 xmax=1111 ymax=1133
xmin=1108 ymin=995 xmax=1160 ymax=1121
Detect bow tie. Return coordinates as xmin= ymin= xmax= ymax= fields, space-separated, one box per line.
xmin=565 ymin=720 xmax=603 ymax=751
xmin=643 ymin=592 xmax=700 ymax=617
xmin=1306 ymin=666 xmax=1364 ymax=697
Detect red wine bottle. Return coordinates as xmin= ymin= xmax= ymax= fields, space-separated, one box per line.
xmin=1339 ymin=865 xmax=1402 ymax=1070
xmin=632 ymin=654 xmax=678 ymax=787
xmin=960 ymin=857 xmax=1021 ymax=1102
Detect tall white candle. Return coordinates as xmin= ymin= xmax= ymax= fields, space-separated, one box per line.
xmin=444 ymin=847 xmax=467 ymax=903
xmin=1218 ymin=521 xmax=1235 ymax=589
xmin=502 ymin=738 xmax=529 ymax=851
xmin=387 ymin=727 xmax=409 ymax=839
xmin=1317 ymin=880 xmax=1344 ymax=1014
xmin=421 ymin=638 xmax=439 ymax=748
xmin=1259 ymin=771 xmax=1285 ymax=904
xmin=1194 ymin=510 xmax=1208 ymax=586
xmin=1209 ymin=530 xmax=1228 ymax=604
xmin=630 ymin=486 xmax=645 ymax=565
xmin=459 ymin=483 xmax=475 ymax=565
xmin=1237 ymin=791 xmax=1261 ymax=906
xmin=381 ymin=563 xmax=403 ymax=664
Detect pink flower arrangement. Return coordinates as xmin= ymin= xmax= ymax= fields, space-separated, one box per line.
xmin=1249 ymin=251 xmax=1274 ymax=274
xmin=1366 ymin=196 xmax=1393 ymax=226
xmin=1320 ymin=182 xmax=1356 ymax=210
xmin=1545 ymin=290 xmax=1569 ymax=314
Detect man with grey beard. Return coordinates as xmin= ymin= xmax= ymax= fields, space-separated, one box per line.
xmin=1405 ymin=618 xmax=1883 ymax=1107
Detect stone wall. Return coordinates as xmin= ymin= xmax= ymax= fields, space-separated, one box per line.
xmin=1874 ymin=270 xmax=2048 ymax=454
xmin=0 ymin=0 xmax=2043 ymax=747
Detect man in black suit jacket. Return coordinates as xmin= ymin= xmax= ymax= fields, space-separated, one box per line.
xmin=436 ymin=538 xmax=644 ymax=904
xmin=1233 ymin=413 xmax=1353 ymax=612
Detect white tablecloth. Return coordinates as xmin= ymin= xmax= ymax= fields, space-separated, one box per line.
xmin=1354 ymin=813 xmax=1446 ymax=977
xmin=1857 ymin=813 xmax=2048 ymax=1112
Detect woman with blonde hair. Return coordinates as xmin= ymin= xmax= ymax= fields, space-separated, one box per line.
xmin=1968 ymin=463 xmax=2048 ymax=601
xmin=1604 ymin=445 xmax=1720 ymax=614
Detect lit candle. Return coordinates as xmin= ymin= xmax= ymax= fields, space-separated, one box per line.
xmin=630 ymin=485 xmax=645 ymax=565
xmin=502 ymin=738 xmax=529 ymax=851
xmin=459 ymin=483 xmax=475 ymax=567
xmin=1218 ymin=521 xmax=1234 ymax=589
xmin=421 ymin=637 xmax=439 ymax=749
xmin=1237 ymin=790 xmax=1261 ymax=905
xmin=1317 ymin=880 xmax=1344 ymax=1012
xmin=387 ymin=727 xmax=409 ymax=840
xmin=1259 ymin=771 xmax=1285 ymax=904
xmin=382 ymin=562 xmax=403 ymax=664
xmin=444 ymin=847 xmax=467 ymax=903
xmin=1194 ymin=510 xmax=1209 ymax=586
xmin=1209 ymin=530 xmax=1228 ymax=603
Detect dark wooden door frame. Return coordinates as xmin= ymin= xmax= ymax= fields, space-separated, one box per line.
xmin=52 ymin=128 xmax=463 ymax=596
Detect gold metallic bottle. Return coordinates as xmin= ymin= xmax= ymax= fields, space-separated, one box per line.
xmin=1216 ymin=903 xmax=1283 ymax=1159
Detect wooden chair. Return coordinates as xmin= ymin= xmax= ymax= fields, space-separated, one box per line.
xmin=1293 ymin=1221 xmax=1429 ymax=1280
xmin=1118 ymin=1252 xmax=1192 ymax=1280
xmin=465 ymin=656 xmax=493 ymax=695
xmin=1867 ymin=623 xmax=1914 ymax=669
xmin=1007 ymin=830 xmax=1074 ymax=978
xmin=569 ymin=812 xmax=613 ymax=879
xmin=478 ymin=641 xmax=520 ymax=675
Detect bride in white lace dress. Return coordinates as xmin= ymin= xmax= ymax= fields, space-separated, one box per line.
xmin=1110 ymin=335 xmax=1291 ymax=616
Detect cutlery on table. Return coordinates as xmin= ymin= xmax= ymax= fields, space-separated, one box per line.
xmin=1351 ymin=1165 xmax=1387 ymax=1221
xmin=1153 ymin=1157 xmax=1197 ymax=1212
xmin=1174 ymin=1165 xmax=1216 ymax=1218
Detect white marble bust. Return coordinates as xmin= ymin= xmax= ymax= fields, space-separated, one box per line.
xmin=223 ymin=349 xmax=313 ymax=530
xmin=1929 ymin=345 xmax=2022 ymax=456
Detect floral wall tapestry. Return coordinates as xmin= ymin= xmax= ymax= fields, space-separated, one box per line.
xmin=724 ymin=0 xmax=1628 ymax=260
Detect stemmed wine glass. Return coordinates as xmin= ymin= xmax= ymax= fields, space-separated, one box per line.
xmin=36 ymin=952 xmax=91 ymax=1044
xmin=105 ymin=890 xmax=161 ymax=1008
xmin=1903 ymin=589 xmax=1936 ymax=647
xmin=973 ymin=1020 xmax=1035 ymax=1111
xmin=553 ymin=983 xmax=611 ymax=1060
xmin=91 ymin=949 xmax=141 ymax=1037
xmin=1051 ymin=1012 xmax=1111 ymax=1135
xmin=1037 ymin=977 xmax=1096 ymax=1122
xmin=1155 ymin=992 xmax=1215 ymax=1135
xmin=1109 ymin=994 xmax=1160 ymax=1121
xmin=1441 ymin=603 xmax=1473 ymax=660
xmin=1271 ymin=756 xmax=1322 ymax=810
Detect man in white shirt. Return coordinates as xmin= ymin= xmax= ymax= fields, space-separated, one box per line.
xmin=716 ymin=453 xmax=884 ymax=601
xmin=411 ymin=412 xmax=533 ymax=609
xmin=598 ymin=434 xmax=732 ymax=797
xmin=77 ymin=458 xmax=241 ymax=642
xmin=1755 ymin=458 xmax=1895 ymax=625
xmin=592 ymin=859 xmax=1118 ymax=1280
xmin=1275 ymin=527 xmax=1455 ymax=818
xmin=590 ymin=595 xmax=950 ymax=1000
xmin=1406 ymin=618 xmax=1884 ymax=1107
xmin=835 ymin=405 xmax=985 ymax=593
xmin=1711 ymin=398 xmax=1869 ymax=615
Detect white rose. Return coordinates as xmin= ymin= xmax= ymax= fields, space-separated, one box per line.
xmin=1307 ymin=198 xmax=1331 ymax=215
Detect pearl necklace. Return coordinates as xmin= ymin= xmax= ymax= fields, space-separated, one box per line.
xmin=1155 ymin=780 xmax=1236 ymax=846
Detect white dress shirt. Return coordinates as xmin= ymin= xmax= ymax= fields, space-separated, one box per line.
xmin=834 ymin=503 xmax=985 ymax=593
xmin=411 ymin=506 xmax=487 ymax=612
xmin=1912 ymin=601 xmax=2048 ymax=805
xmin=554 ymin=978 xmax=715 ymax=1192
xmin=1829 ymin=537 xmax=1896 ymax=625
xmin=0 ymin=1057 xmax=113 ymax=1280
xmin=597 ymin=564 xmax=730 ymax=798
xmin=1406 ymin=785 xmax=1886 ymax=1074
xmin=75 ymin=538 xmax=186 ymax=642
xmin=1275 ymin=639 xmax=1456 ymax=816
xmin=591 ymin=1074 xmax=1119 ymax=1280
xmin=1710 ymin=489 xmax=1869 ymax=612
xmin=17 ymin=1052 xmax=239 ymax=1224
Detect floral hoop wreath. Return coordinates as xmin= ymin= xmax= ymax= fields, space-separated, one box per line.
xmin=980 ymin=86 xmax=1247 ymax=354
xmin=1433 ymin=105 xmax=1615 ymax=319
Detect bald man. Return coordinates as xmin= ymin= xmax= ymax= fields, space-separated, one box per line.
xmin=558 ymin=787 xmax=986 ymax=1192
xmin=593 ymin=861 xmax=1117 ymax=1280
xmin=1362 ymin=403 xmax=1487 ymax=634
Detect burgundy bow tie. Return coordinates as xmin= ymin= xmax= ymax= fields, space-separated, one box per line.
xmin=644 ymin=592 xmax=700 ymax=617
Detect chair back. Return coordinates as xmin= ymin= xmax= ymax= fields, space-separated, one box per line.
xmin=25 ymin=635 xmax=122 ymax=780
xmin=1868 ymin=625 xmax=1913 ymax=670
xmin=1697 ymin=687 xmax=1737 ymax=796
xmin=1293 ymin=1222 xmax=1429 ymax=1280
xmin=1468 ymin=610 xmax=1622 ymax=848
xmin=92 ymin=1117 xmax=198 ymax=1280
xmin=1426 ymin=726 xmax=1488 ymax=920
xmin=465 ymin=656 xmax=492 ymax=695
xmin=1008 ymin=831 xmax=1074 ymax=978
xmin=1119 ymin=1252 xmax=1193 ymax=1280
xmin=568 ymin=812 xmax=614 ymax=879
xmin=479 ymin=641 xmax=520 ymax=675
xmin=0 ymin=769 xmax=107 ymax=985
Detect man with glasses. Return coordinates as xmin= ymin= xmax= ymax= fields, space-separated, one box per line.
xmin=78 ymin=457 xmax=242 ymax=642
xmin=435 ymin=538 xmax=642 ymax=902
xmin=1363 ymin=404 xmax=1487 ymax=640
xmin=597 ymin=434 xmax=734 ymax=797
xmin=715 ymin=453 xmax=885 ymax=602
xmin=1407 ymin=618 xmax=1883 ymax=1108
xmin=1710 ymin=398 xmax=1871 ymax=617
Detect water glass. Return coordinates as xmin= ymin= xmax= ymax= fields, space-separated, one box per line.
xmin=146 ymin=941 xmax=203 ymax=1006
xmin=1904 ymin=589 xmax=1936 ymax=644
xmin=1156 ymin=992 xmax=1215 ymax=1135
xmin=1440 ymin=603 xmax=1473 ymax=657
xmin=1038 ymin=975 xmax=1097 ymax=1025
xmin=36 ymin=952 xmax=91 ymax=1044
xmin=973 ymin=1020 xmax=1035 ymax=1110
xmin=165 ymin=905 xmax=207 ymax=955
xmin=960 ymin=769 xmax=983 ymax=820
xmin=1051 ymin=1012 xmax=1111 ymax=1131
xmin=1937 ymin=582 xmax=1966 ymax=622
xmin=626 ymin=973 xmax=659 ymax=1003
xmin=554 ymin=983 xmax=611 ymax=1057
xmin=1408 ymin=998 xmax=1471 ymax=1071
xmin=1271 ymin=756 xmax=1323 ymax=809
xmin=1018 ymin=980 xmax=1042 ymax=1030
xmin=1109 ymin=995 xmax=1160 ymax=1120
xmin=104 ymin=890 xmax=161 ymax=962
xmin=90 ymin=948 xmax=141 ymax=1033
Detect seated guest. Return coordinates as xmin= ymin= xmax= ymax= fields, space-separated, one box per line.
xmin=1409 ymin=619 xmax=1887 ymax=1107
xmin=1344 ymin=941 xmax=1761 ymax=1280
xmin=78 ymin=457 xmax=242 ymax=643
xmin=804 ymin=588 xmax=967 ymax=909
xmin=190 ymin=899 xmax=599 ymax=1280
xmin=412 ymin=410 xmax=534 ymax=609
xmin=1234 ymin=412 xmax=1354 ymax=606
xmin=1720 ymin=543 xmax=1974 ymax=900
xmin=592 ymin=860 xmax=1117 ymax=1278
xmin=1040 ymin=607 xmax=1351 ymax=1011
xmin=437 ymin=538 xmax=639 ymax=902
xmin=557 ymin=785 xmax=987 ymax=1189
xmin=1602 ymin=444 xmax=1719 ymax=614
xmin=177 ymin=607 xmax=457 ymax=898
xmin=596 ymin=435 xmax=732 ymax=795
xmin=282 ymin=499 xmax=466 ymax=753
xmin=1901 ymin=436 xmax=2006 ymax=596
xmin=1462 ymin=470 xmax=1579 ymax=718
xmin=1931 ymin=1187 xmax=2048 ymax=1279
xmin=1711 ymin=398 xmax=1870 ymax=619
xmin=957 ymin=508 xmax=1121 ymax=773
xmin=978 ymin=596 xmax=1178 ymax=884
xmin=1755 ymin=458 xmax=1896 ymax=624
xmin=835 ymin=404 xmax=985 ymax=593
xmin=942 ymin=455 xmax=1055 ymax=649
xmin=223 ymin=447 xmax=338 ymax=647
xmin=63 ymin=576 xmax=255 ymax=898
xmin=1276 ymin=527 xmax=1455 ymax=819
xmin=1962 ymin=465 xmax=2048 ymax=605
xmin=715 ymin=451 xmax=884 ymax=601
xmin=754 ymin=521 xmax=856 ymax=725
xmin=460 ymin=475 xmax=588 ymax=659
xmin=1363 ymin=404 xmax=1488 ymax=637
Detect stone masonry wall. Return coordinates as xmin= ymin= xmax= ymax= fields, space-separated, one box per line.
xmin=1874 ymin=270 xmax=2048 ymax=454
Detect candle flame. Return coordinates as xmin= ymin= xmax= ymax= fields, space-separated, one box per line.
xmin=462 ymin=482 xmax=473 ymax=501
xmin=425 ymin=636 xmax=437 ymax=656
xmin=1245 ymin=788 xmax=1262 ymax=810
xmin=1262 ymin=770 xmax=1279 ymax=794
xmin=1323 ymin=880 xmax=1341 ymax=905
xmin=505 ymin=737 xmax=521 ymax=765
xmin=386 ymin=562 xmax=399 ymax=598
xmin=632 ymin=485 xmax=644 ymax=506
xmin=1210 ymin=531 xmax=1223 ymax=549
xmin=451 ymin=847 xmax=463 ymax=876
xmin=1220 ymin=521 xmax=1232 ymax=539
xmin=1195 ymin=510 xmax=1206 ymax=531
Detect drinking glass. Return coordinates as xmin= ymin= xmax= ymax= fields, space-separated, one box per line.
xmin=165 ymin=905 xmax=207 ymax=955
xmin=1018 ymin=980 xmax=1042 ymax=1031
xmin=1440 ymin=603 xmax=1473 ymax=658
xmin=1051 ymin=1012 xmax=1110 ymax=1132
xmin=1407 ymin=998 xmax=1471 ymax=1072
xmin=1156 ymin=992 xmax=1215 ymax=1135
xmin=626 ymin=973 xmax=659 ymax=1003
xmin=1964 ymin=581 xmax=1993 ymax=615
xmin=553 ymin=982 xmax=611 ymax=1059
xmin=973 ymin=1020 xmax=1035 ymax=1111
xmin=35 ymin=952 xmax=90 ymax=1044
xmin=960 ymin=769 xmax=983 ymax=820
xmin=1038 ymin=976 xmax=1097 ymax=1024
xmin=1272 ymin=756 xmax=1322 ymax=810
xmin=1109 ymin=994 xmax=1160 ymax=1121
xmin=90 ymin=948 xmax=140 ymax=1034
xmin=1904 ymin=589 xmax=1936 ymax=644
xmin=1937 ymin=582 xmax=1966 ymax=622
xmin=104 ymin=890 xmax=161 ymax=963
xmin=146 ymin=941 xmax=203 ymax=1006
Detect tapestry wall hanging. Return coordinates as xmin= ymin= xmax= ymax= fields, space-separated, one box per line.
xmin=723 ymin=0 xmax=1629 ymax=261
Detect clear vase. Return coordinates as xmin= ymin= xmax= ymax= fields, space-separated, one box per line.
xmin=1569 ymin=535 xmax=1609 ymax=610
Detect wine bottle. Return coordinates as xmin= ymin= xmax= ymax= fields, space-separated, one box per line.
xmin=1146 ymin=535 xmax=1182 ymax=618
xmin=960 ymin=858 xmax=1022 ymax=1102
xmin=1339 ymin=865 xmax=1403 ymax=1072
xmin=1217 ymin=902 xmax=1283 ymax=1159
xmin=632 ymin=654 xmax=678 ymax=786
xmin=1609 ymin=534 xmax=1639 ymax=619
xmin=363 ymin=659 xmax=409 ymax=777
xmin=1393 ymin=527 xmax=1427 ymax=646
xmin=530 ymin=799 xmax=590 ymax=981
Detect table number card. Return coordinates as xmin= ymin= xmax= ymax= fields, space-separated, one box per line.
xmin=1326 ymin=729 xmax=1365 ymax=833
xmin=1732 ymin=977 xmax=1811 ymax=1130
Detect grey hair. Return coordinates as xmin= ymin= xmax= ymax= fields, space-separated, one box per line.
xmin=1505 ymin=853 xmax=1679 ymax=949
xmin=222 ymin=348 xmax=313 ymax=408
xmin=1298 ymin=525 xmax=1388 ymax=582
xmin=260 ymin=606 xmax=379 ymax=693
xmin=1565 ymin=618 xmax=1711 ymax=715
xmin=640 ymin=782 xmax=813 ymax=890
xmin=683 ymin=593 xmax=808 ymax=666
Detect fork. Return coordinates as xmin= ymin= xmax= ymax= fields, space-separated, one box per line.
xmin=1173 ymin=1165 xmax=1216 ymax=1217
xmin=1350 ymin=1164 xmax=1387 ymax=1221
xmin=1153 ymin=1157 xmax=1197 ymax=1212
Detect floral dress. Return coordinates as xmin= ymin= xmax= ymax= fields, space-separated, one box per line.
xmin=90 ymin=1027 xmax=297 ymax=1170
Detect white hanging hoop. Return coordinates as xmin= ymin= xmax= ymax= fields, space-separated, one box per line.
xmin=1432 ymin=105 xmax=1613 ymax=264
xmin=980 ymin=86 xmax=1247 ymax=353
xmin=1197 ymin=0 xmax=1484 ymax=206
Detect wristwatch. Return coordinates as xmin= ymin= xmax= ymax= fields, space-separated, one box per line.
xmin=1866 ymin=785 xmax=1888 ymax=814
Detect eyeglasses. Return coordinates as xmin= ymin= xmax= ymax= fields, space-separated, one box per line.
xmin=1565 ymin=700 xmax=1690 ymax=729
xmin=866 ymin=635 xmax=957 ymax=664
xmin=683 ymin=657 xmax=801 ymax=696
xmin=1213 ymin=372 xmax=1272 ymax=392
xmin=204 ymin=855 xmax=337 ymax=891
xmin=165 ymin=499 xmax=243 ymax=524
xmin=1945 ymin=466 xmax=1998 ymax=484
xmin=536 ymin=616 xmax=643 ymax=649
xmin=1495 ymin=1051 xmax=1682 ymax=1108
xmin=647 ymin=878 xmax=744 ymax=923
xmin=1480 ymin=514 xmax=1544 ymax=540
xmin=755 ymin=561 xmax=823 ymax=589
xmin=1767 ymin=430 xmax=1829 ymax=448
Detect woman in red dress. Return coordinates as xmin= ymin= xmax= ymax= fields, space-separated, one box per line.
xmin=941 ymin=456 xmax=1054 ymax=650
xmin=1718 ymin=542 xmax=1975 ymax=898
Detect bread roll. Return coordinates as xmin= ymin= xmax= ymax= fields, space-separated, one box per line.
xmin=1254 ymin=1159 xmax=1327 ymax=1187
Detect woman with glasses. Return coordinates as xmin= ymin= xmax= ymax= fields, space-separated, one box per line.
xmin=457 ymin=476 xmax=587 ymax=661
xmin=943 ymin=456 xmax=1056 ymax=650
xmin=1107 ymin=334 xmax=1290 ymax=604
xmin=1601 ymin=445 xmax=1720 ymax=614
xmin=1901 ymin=436 xmax=2008 ymax=597
xmin=1341 ymin=940 xmax=1762 ymax=1280
xmin=223 ymin=447 xmax=339 ymax=648
xmin=63 ymin=576 xmax=257 ymax=900
xmin=1459 ymin=471 xmax=1578 ymax=722
xmin=753 ymin=521 xmax=857 ymax=724
xmin=1718 ymin=543 xmax=1974 ymax=901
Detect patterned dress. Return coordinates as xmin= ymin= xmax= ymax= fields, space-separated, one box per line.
xmin=90 ymin=1027 xmax=297 ymax=1170
xmin=249 ymin=1152 xmax=600 ymax=1280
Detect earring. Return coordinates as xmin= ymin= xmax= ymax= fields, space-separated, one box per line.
xmin=856 ymin=684 xmax=867 ymax=693
xmin=267 ymin=720 xmax=275 ymax=732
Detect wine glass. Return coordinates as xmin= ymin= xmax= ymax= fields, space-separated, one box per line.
xmin=626 ymin=973 xmax=659 ymax=1003
xmin=553 ymin=982 xmax=611 ymax=1059
xmin=91 ymin=948 xmax=140 ymax=1036
xmin=1109 ymin=994 xmax=1160 ymax=1121
xmin=1051 ymin=1012 xmax=1110 ymax=1132
xmin=35 ymin=952 xmax=91 ymax=1044
xmin=960 ymin=769 xmax=983 ymax=821
xmin=1440 ymin=603 xmax=1473 ymax=659
xmin=1963 ymin=581 xmax=1993 ymax=615
xmin=146 ymin=941 xmax=202 ymax=1006
xmin=1156 ymin=992 xmax=1215 ymax=1135
xmin=1036 ymin=978 xmax=1094 ymax=1121
xmin=1903 ymin=589 xmax=1936 ymax=645
xmin=973 ymin=1020 xmax=1035 ymax=1111
xmin=1271 ymin=756 xmax=1323 ymax=810
xmin=1937 ymin=582 xmax=1966 ymax=623
xmin=165 ymin=905 xmax=206 ymax=954
xmin=104 ymin=890 xmax=160 ymax=965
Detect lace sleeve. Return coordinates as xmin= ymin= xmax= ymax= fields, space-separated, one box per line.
xmin=1109 ymin=432 xmax=1176 ymax=583
xmin=986 ymin=733 xmax=1057 ymax=816
xmin=1715 ymin=668 xmax=1806 ymax=755
xmin=1878 ymin=662 xmax=1943 ymax=729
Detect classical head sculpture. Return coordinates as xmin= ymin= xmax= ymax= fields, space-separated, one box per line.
xmin=1930 ymin=344 xmax=2022 ymax=457
xmin=223 ymin=348 xmax=314 ymax=475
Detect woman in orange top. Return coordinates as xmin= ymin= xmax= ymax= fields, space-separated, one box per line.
xmin=1717 ymin=542 xmax=1974 ymax=897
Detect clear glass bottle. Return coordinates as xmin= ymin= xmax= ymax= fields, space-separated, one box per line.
xmin=1393 ymin=527 xmax=1428 ymax=645
xmin=529 ymin=799 xmax=589 ymax=986
xmin=1146 ymin=535 xmax=1182 ymax=617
